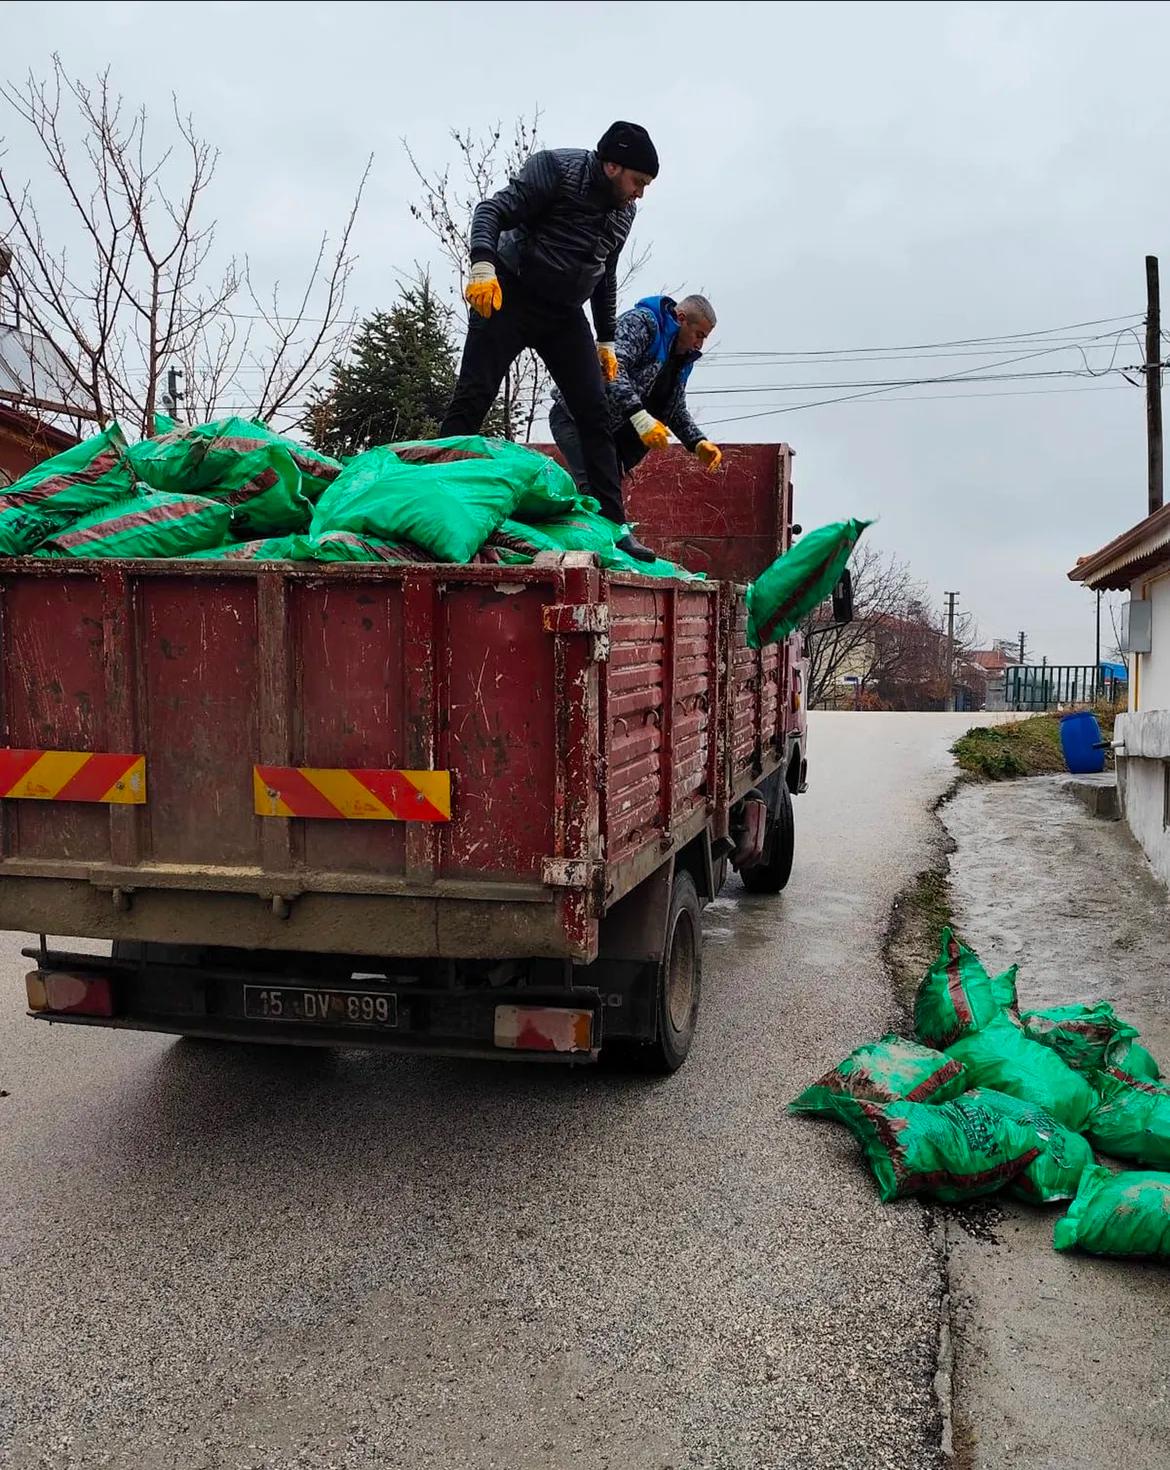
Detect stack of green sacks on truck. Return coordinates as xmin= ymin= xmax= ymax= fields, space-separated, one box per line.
xmin=788 ymin=925 xmax=1170 ymax=1260
xmin=1 ymin=423 xmax=870 ymax=603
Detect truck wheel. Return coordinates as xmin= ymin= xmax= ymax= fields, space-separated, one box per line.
xmin=740 ymin=784 xmax=795 ymax=895
xmin=644 ymin=870 xmax=704 ymax=1073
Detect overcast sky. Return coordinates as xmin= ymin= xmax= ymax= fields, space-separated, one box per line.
xmin=5 ymin=0 xmax=1169 ymax=660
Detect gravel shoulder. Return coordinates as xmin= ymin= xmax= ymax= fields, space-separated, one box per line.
xmin=942 ymin=776 xmax=1170 ymax=1470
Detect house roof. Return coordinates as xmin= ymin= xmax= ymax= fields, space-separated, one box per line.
xmin=1069 ymin=502 xmax=1170 ymax=590
xmin=969 ymin=648 xmax=1009 ymax=672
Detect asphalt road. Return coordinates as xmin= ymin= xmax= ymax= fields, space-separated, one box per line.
xmin=0 ymin=713 xmax=983 ymax=1470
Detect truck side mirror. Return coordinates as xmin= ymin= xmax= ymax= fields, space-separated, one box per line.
xmin=832 ymin=569 xmax=854 ymax=625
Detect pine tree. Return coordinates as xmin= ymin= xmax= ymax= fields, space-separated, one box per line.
xmin=308 ymin=279 xmax=457 ymax=457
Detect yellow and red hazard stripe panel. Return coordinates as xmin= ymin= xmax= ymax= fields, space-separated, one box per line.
xmin=253 ymin=766 xmax=451 ymax=822
xmin=0 ymin=748 xmax=146 ymax=804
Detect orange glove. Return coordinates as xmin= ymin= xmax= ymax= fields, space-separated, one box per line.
xmin=465 ymin=261 xmax=502 ymax=319
xmin=630 ymin=409 xmax=669 ymax=451
xmin=597 ymin=343 xmax=618 ymax=381
xmin=696 ymin=440 xmax=723 ymax=472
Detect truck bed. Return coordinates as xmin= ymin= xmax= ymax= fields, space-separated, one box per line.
xmin=0 ymin=444 xmax=797 ymax=965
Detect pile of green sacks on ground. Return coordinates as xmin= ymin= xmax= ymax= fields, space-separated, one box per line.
xmin=790 ymin=926 xmax=1170 ymax=1258
xmin=0 ymin=421 xmax=868 ymax=607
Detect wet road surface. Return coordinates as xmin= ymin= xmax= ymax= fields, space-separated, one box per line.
xmin=1 ymin=713 xmax=984 ymax=1470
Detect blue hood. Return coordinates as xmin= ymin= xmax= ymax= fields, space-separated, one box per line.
xmin=634 ymin=295 xmax=701 ymax=386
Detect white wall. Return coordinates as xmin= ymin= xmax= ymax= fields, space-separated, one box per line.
xmin=1131 ymin=569 xmax=1170 ymax=712
xmin=1116 ymin=570 xmax=1170 ymax=880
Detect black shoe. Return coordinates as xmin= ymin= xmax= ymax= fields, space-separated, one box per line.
xmin=616 ymin=532 xmax=656 ymax=563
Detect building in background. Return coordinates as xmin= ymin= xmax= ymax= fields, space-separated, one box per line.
xmin=0 ymin=404 xmax=78 ymax=485
xmin=1071 ymin=507 xmax=1170 ymax=884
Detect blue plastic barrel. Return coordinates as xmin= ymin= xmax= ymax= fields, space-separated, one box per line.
xmin=1060 ymin=711 xmax=1105 ymax=774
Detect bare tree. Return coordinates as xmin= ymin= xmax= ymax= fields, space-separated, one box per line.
xmin=800 ymin=545 xmax=925 ymax=708
xmin=0 ymin=57 xmax=367 ymax=437
xmin=404 ymin=112 xmax=649 ymax=441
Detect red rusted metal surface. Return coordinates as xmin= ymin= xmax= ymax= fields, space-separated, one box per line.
xmin=0 ymin=445 xmax=799 ymax=960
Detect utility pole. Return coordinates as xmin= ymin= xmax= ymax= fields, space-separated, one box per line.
xmin=1018 ymin=629 xmax=1027 ymax=666
xmin=1147 ymin=255 xmax=1163 ymax=516
xmin=944 ymin=591 xmax=959 ymax=712
xmin=163 ymin=365 xmax=185 ymax=424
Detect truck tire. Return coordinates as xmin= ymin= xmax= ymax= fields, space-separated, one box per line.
xmin=740 ymin=783 xmax=795 ymax=895
xmin=616 ymin=870 xmax=703 ymax=1074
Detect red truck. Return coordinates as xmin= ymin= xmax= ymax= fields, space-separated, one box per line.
xmin=3 ymin=442 xmax=823 ymax=1071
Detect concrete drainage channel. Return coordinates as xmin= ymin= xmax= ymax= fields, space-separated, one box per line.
xmin=882 ymin=772 xmax=1170 ymax=1470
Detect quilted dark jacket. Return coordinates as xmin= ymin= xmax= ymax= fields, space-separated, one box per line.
xmin=604 ymin=296 xmax=706 ymax=449
xmin=469 ymin=148 xmax=635 ymax=342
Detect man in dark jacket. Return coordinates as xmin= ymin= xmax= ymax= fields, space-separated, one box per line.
xmin=439 ymin=122 xmax=659 ymax=561
xmin=551 ymin=294 xmax=723 ymax=503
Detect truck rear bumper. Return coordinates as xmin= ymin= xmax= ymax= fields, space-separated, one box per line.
xmin=23 ymin=946 xmax=605 ymax=1063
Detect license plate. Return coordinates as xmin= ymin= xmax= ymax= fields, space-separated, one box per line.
xmin=244 ymin=985 xmax=397 ymax=1029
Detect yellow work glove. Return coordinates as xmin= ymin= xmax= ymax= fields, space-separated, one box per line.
xmin=465 ymin=261 xmax=502 ymax=319
xmin=630 ymin=409 xmax=669 ymax=451
xmin=696 ymin=440 xmax=723 ymax=472
xmin=597 ymin=343 xmax=618 ymax=381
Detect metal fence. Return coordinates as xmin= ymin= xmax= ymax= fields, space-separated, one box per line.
xmin=1005 ymin=665 xmax=1124 ymax=712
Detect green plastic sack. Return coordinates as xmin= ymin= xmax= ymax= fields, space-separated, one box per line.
xmin=1085 ymin=1069 xmax=1170 ymax=1167
xmin=1110 ymin=1039 xmax=1163 ymax=1081
xmin=131 ymin=426 xmax=311 ymax=537
xmin=946 ymin=1015 xmax=1098 ymax=1131
xmin=311 ymin=444 xmax=520 ymax=562
xmin=36 ymin=490 xmax=230 ymax=560
xmin=487 ymin=519 xmax=563 ymax=562
xmin=1020 ymin=1001 xmax=1143 ymax=1073
xmin=0 ymin=422 xmax=135 ymax=553
xmin=1053 ymin=1165 xmax=1170 ymax=1257
xmin=969 ymin=1088 xmax=1093 ymax=1204
xmin=183 ymin=536 xmax=299 ymax=561
xmin=129 ymin=416 xmax=341 ymax=501
xmin=290 ymin=531 xmax=431 ymax=564
xmin=790 ymin=1035 xmax=967 ymax=1113
xmin=822 ymin=1093 xmax=1040 ymax=1203
xmin=913 ymin=929 xmax=1004 ymax=1049
xmin=388 ymin=435 xmax=582 ymax=520
xmin=746 ymin=518 xmax=869 ymax=649
xmin=600 ymin=544 xmax=702 ymax=580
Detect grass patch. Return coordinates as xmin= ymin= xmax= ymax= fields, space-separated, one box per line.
xmin=886 ymin=864 xmax=954 ymax=1016
xmin=952 ymin=707 xmax=1118 ymax=782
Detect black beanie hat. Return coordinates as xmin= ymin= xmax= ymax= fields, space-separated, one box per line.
xmin=596 ymin=121 xmax=659 ymax=178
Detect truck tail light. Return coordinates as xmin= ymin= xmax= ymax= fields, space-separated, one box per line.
xmin=26 ymin=970 xmax=115 ymax=1018
xmin=494 ymin=1004 xmax=593 ymax=1054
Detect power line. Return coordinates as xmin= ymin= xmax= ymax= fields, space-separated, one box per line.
xmin=701 ymin=380 xmax=1133 ymax=428
xmin=702 ymin=313 xmax=1142 ymax=359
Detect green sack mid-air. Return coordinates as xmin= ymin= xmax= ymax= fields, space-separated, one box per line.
xmin=0 ymin=422 xmax=135 ymax=554
xmin=1085 ymin=1069 xmax=1170 ymax=1167
xmin=790 ymin=1034 xmax=966 ymax=1112
xmin=1019 ymin=1001 xmax=1157 ymax=1075
xmin=387 ymin=435 xmax=582 ymax=521
xmin=969 ymin=1088 xmax=1093 ymax=1204
xmin=746 ymin=517 xmax=869 ymax=649
xmin=946 ymin=1015 xmax=1098 ymax=1131
xmin=37 ymin=490 xmax=230 ymax=560
xmin=913 ymin=928 xmax=1008 ymax=1049
xmin=1053 ymin=1165 xmax=1170 ymax=1258
xmin=311 ymin=442 xmax=521 ymax=562
xmin=822 ymin=1093 xmax=1040 ymax=1203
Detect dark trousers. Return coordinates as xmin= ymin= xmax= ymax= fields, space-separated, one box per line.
xmin=549 ymin=400 xmax=646 ymax=498
xmin=439 ymin=272 xmax=627 ymax=525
